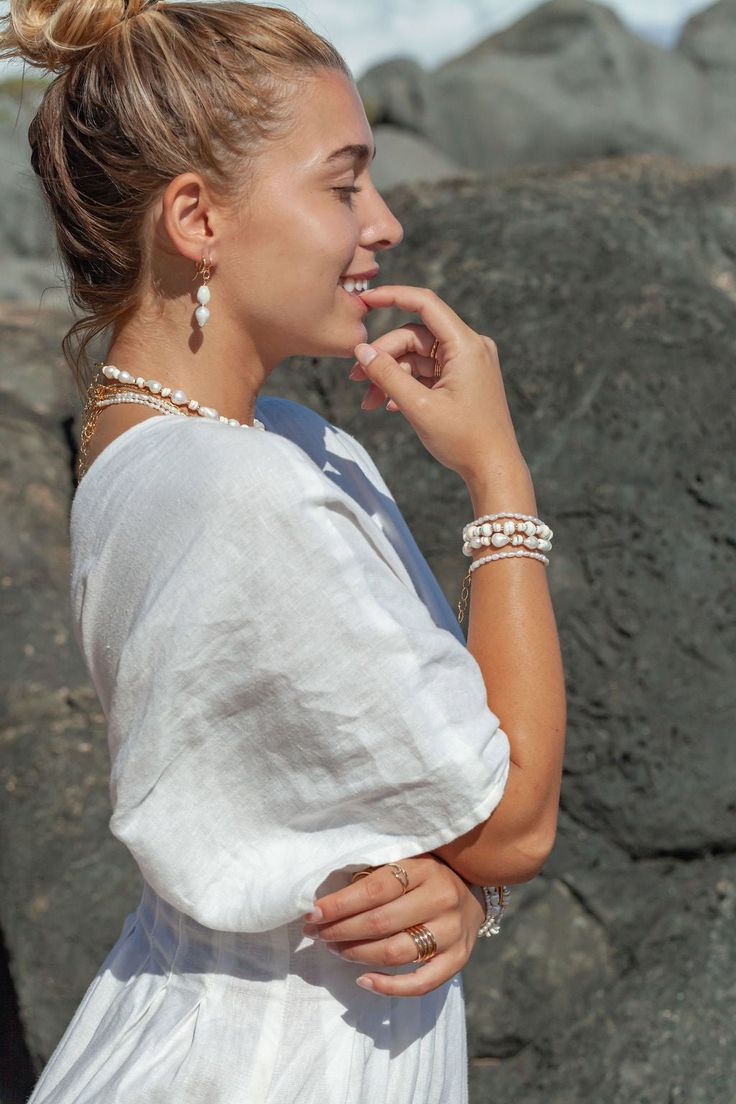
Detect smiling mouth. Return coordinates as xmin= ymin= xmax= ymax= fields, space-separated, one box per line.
xmin=338 ymin=276 xmax=373 ymax=294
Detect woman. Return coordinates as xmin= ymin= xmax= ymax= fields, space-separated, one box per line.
xmin=1 ymin=2 xmax=566 ymax=1101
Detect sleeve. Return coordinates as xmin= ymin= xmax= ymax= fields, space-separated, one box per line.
xmin=106 ymin=429 xmax=511 ymax=932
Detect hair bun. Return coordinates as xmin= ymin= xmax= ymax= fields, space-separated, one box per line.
xmin=0 ymin=0 xmax=156 ymax=74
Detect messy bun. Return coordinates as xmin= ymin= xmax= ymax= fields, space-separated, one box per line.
xmin=0 ymin=0 xmax=157 ymax=74
xmin=0 ymin=2 xmax=351 ymax=390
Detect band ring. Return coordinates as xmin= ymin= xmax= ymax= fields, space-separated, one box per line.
xmin=350 ymin=867 xmax=375 ymax=883
xmin=405 ymin=923 xmax=438 ymax=962
xmin=430 ymin=338 xmax=443 ymax=378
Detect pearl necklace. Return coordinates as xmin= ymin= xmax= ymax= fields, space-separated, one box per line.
xmin=96 ymin=364 xmax=267 ymax=429
xmin=76 ymin=362 xmax=266 ymax=483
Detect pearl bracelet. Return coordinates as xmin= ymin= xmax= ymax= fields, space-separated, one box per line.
xmin=456 ymin=511 xmax=553 ymax=622
xmin=462 ymin=513 xmax=553 ymax=557
xmin=478 ymin=884 xmax=510 ymax=937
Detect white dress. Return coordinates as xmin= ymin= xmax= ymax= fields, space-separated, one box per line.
xmin=29 ymin=396 xmax=510 ymax=1103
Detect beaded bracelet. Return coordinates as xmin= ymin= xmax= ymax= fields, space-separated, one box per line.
xmin=462 ymin=513 xmax=553 ymax=557
xmin=478 ymin=884 xmax=510 ymax=937
xmin=456 ymin=511 xmax=553 ymax=623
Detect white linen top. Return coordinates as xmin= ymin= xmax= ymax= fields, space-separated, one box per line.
xmin=29 ymin=395 xmax=511 ymax=1104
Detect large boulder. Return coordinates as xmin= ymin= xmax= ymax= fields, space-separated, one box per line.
xmin=1 ymin=147 xmax=734 ymax=1104
xmin=358 ymin=0 xmax=736 ymax=176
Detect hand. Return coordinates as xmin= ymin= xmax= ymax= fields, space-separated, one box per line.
xmin=349 ymin=284 xmax=526 ymax=485
xmin=301 ymin=854 xmax=485 ymax=997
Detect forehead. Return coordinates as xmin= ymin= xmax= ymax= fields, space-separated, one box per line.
xmin=275 ymin=69 xmax=375 ymax=171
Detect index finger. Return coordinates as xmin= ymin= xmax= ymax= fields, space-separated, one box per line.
xmin=306 ymin=866 xmax=404 ymax=924
xmin=360 ymin=285 xmax=471 ymax=351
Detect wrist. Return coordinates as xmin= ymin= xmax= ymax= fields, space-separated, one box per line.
xmin=465 ymin=464 xmax=537 ymax=519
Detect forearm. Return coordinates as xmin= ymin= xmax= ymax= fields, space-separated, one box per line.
xmin=434 ymin=459 xmax=567 ymax=885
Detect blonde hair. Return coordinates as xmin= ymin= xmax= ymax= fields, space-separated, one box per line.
xmin=0 ymin=1 xmax=351 ymax=391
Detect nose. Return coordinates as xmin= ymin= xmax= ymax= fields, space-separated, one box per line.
xmin=360 ymin=182 xmax=404 ymax=254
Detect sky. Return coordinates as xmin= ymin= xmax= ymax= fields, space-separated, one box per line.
xmin=0 ymin=0 xmax=719 ymax=81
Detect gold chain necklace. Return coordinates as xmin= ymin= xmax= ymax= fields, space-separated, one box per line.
xmin=76 ymin=362 xmax=266 ymax=483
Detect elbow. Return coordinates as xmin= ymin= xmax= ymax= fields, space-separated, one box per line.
xmin=514 ymin=826 xmax=557 ymax=880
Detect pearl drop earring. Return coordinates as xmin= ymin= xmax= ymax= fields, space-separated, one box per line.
xmin=193 ymin=254 xmax=212 ymax=327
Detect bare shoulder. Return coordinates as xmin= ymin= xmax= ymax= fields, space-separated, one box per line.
xmin=82 ymin=404 xmax=165 ymax=472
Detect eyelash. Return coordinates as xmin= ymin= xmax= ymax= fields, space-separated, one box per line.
xmin=335 ymin=185 xmax=363 ymax=207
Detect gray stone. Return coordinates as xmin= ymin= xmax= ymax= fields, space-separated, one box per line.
xmin=0 ymin=147 xmax=734 ymax=1100
xmin=358 ymin=0 xmax=736 ymax=178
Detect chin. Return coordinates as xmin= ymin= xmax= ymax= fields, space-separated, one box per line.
xmin=310 ymin=321 xmax=368 ymax=359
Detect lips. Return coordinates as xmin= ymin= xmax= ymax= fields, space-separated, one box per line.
xmin=339 ymin=266 xmax=379 ymax=281
xmin=339 ymin=283 xmax=371 ymax=313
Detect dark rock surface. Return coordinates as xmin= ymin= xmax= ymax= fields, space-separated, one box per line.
xmin=1 ymin=153 xmax=734 ymax=1102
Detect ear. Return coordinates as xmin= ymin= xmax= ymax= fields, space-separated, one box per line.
xmin=160 ymin=172 xmax=220 ymax=267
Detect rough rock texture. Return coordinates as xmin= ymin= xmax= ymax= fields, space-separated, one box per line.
xmin=359 ymin=0 xmax=736 ymax=175
xmin=1 ymin=153 xmax=734 ymax=1103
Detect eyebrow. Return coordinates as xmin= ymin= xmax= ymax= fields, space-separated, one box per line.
xmin=324 ymin=143 xmax=377 ymax=165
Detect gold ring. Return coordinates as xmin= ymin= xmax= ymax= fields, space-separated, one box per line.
xmin=430 ymin=338 xmax=443 ymax=378
xmin=405 ymin=923 xmax=438 ymax=962
xmin=350 ymin=867 xmax=376 ymax=883
xmin=386 ymin=862 xmax=409 ymax=895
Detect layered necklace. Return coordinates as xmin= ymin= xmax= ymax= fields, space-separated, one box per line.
xmin=77 ymin=362 xmax=266 ymax=482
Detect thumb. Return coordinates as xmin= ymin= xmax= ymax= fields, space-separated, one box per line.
xmin=354 ymin=342 xmax=424 ymax=412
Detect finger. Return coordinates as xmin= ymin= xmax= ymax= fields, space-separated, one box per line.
xmin=353 ymin=341 xmax=434 ymax=416
xmin=307 ymin=863 xmax=412 ymax=926
xmin=356 ymin=951 xmax=463 ymax=998
xmin=307 ymin=882 xmax=446 ymax=944
xmin=358 ymin=286 xmax=471 ymax=364
xmin=329 ymin=919 xmax=448 ymax=968
xmin=348 ymin=324 xmax=439 ymax=384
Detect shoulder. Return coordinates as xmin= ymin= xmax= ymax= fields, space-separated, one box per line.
xmin=256 ymin=395 xmax=384 ymax=484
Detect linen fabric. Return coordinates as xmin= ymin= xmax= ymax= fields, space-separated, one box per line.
xmin=29 ymin=396 xmax=511 ymax=1103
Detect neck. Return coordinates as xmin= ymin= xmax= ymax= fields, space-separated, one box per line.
xmin=104 ymin=313 xmax=275 ymax=427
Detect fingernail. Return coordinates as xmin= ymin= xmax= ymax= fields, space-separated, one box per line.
xmin=355 ymin=343 xmax=377 ymax=366
xmin=360 ymin=396 xmax=370 ymax=410
xmin=304 ymin=907 xmax=323 ymax=921
xmin=325 ymin=944 xmax=342 ymax=956
xmin=348 ymin=365 xmax=361 ymax=380
xmin=356 ymin=976 xmax=374 ymax=990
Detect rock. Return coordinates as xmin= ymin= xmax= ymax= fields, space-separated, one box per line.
xmin=370 ymin=123 xmax=466 ymax=191
xmin=677 ymin=0 xmax=736 ymax=71
xmin=0 ymin=79 xmax=69 ymax=308
xmin=358 ymin=0 xmax=736 ymax=177
xmin=0 ymin=148 xmax=734 ymax=1098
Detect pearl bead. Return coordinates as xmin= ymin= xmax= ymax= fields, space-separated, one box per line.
xmin=92 ymin=364 xmax=267 ymax=434
xmin=503 ymin=520 xmax=515 ymax=536
xmin=195 ymin=306 xmax=211 ymax=327
xmin=197 ymin=285 xmax=211 ymax=306
xmin=491 ymin=533 xmax=510 ymax=547
xmin=492 ymin=522 xmax=502 ymax=532
xmin=481 ymin=523 xmax=492 ymax=536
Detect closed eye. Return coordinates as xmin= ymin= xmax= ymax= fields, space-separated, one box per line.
xmin=334 ymin=185 xmax=363 ymax=207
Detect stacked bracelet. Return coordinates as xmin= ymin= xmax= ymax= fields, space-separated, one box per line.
xmin=462 ymin=513 xmax=553 ymax=557
xmin=456 ymin=511 xmax=554 ymax=623
xmin=478 ymin=884 xmax=510 ymax=937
